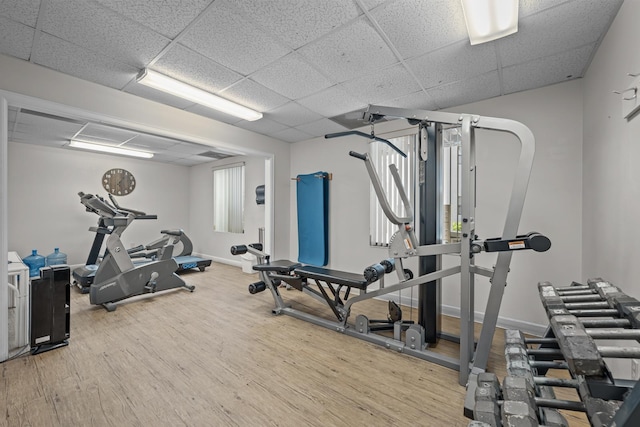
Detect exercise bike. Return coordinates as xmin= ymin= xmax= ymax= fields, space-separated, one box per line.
xmin=75 ymin=192 xmax=195 ymax=311
xmin=73 ymin=193 xmax=211 ymax=292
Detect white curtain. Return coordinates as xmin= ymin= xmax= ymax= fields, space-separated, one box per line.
xmin=369 ymin=135 xmax=416 ymax=246
xmin=213 ymin=164 xmax=244 ymax=233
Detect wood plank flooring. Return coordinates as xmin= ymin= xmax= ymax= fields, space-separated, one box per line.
xmin=1 ymin=263 xmax=589 ymax=426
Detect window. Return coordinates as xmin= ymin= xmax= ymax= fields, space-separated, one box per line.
xmin=369 ymin=134 xmax=417 ymax=246
xmin=213 ymin=163 xmax=245 ymax=233
xmin=442 ymin=127 xmax=462 ymax=243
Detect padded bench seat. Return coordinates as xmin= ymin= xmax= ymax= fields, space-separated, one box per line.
xmin=253 ymin=260 xmax=301 ymax=274
xmin=295 ymin=265 xmax=370 ymax=290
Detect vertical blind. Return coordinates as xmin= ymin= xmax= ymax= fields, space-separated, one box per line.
xmin=369 ymin=134 xmax=416 ymax=246
xmin=213 ymin=164 xmax=245 ymax=233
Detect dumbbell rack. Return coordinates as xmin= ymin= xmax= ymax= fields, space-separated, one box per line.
xmin=467 ymin=278 xmax=640 ymax=426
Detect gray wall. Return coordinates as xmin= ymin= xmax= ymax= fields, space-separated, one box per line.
xmin=8 ymin=142 xmax=190 ymax=265
xmin=289 ymin=79 xmax=584 ymax=333
xmin=582 ymin=0 xmax=640 ymax=377
xmin=189 ymin=155 xmax=266 ymax=264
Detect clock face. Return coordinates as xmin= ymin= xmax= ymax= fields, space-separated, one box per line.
xmin=102 ymin=168 xmax=136 ymax=196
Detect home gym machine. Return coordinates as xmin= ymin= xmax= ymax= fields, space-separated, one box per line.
xmin=232 ymin=104 xmax=550 ymax=388
xmin=76 ymin=192 xmax=195 ymax=311
xmin=73 ymin=193 xmax=211 ymax=292
xmin=466 ymin=278 xmax=640 ymax=426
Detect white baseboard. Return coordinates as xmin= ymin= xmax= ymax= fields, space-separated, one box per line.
xmin=193 ymin=252 xmax=241 ymax=268
xmin=375 ymin=293 xmax=547 ymax=337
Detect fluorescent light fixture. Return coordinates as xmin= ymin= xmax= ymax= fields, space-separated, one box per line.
xmin=69 ymin=139 xmax=154 ymax=159
xmin=136 ymin=69 xmax=263 ymax=121
xmin=461 ymin=0 xmax=519 ymax=45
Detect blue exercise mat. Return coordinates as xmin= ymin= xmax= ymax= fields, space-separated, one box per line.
xmin=297 ymin=171 xmax=329 ymax=266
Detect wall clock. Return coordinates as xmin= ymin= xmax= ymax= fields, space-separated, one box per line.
xmin=102 ymin=168 xmax=136 ymax=196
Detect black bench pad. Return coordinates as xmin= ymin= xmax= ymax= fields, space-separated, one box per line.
xmin=295 ymin=265 xmax=369 ymax=290
xmin=253 ymin=260 xmax=301 ymax=273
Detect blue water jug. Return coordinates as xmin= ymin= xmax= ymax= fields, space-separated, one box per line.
xmin=23 ymin=249 xmax=46 ymax=277
xmin=46 ymin=248 xmax=67 ymax=266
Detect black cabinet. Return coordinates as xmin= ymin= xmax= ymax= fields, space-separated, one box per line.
xmin=30 ymin=265 xmax=70 ymax=355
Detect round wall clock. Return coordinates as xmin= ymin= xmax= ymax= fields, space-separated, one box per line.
xmin=102 ymin=168 xmax=136 ymax=196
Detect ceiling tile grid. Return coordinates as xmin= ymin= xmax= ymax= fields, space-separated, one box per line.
xmin=497 ymin=0 xmax=623 ymax=68
xmin=406 ymin=40 xmax=498 ymax=90
xmin=0 ymin=0 xmax=627 ymax=151
xmin=32 ymin=33 xmax=140 ymax=89
xmin=178 ymin=1 xmax=291 ymax=76
xmin=40 ymin=0 xmax=171 ymax=68
xmin=152 ymin=43 xmax=243 ymax=95
xmin=267 ymin=102 xmax=323 ymax=128
xmin=370 ymin=0 xmax=468 ymax=60
xmin=94 ymin=0 xmax=213 ymax=39
xmin=298 ymin=16 xmax=399 ymax=83
xmin=228 ymin=0 xmax=362 ymax=50
xmin=0 ymin=0 xmax=41 ymax=26
xmin=250 ymin=52 xmax=334 ymax=100
xmin=502 ymin=44 xmax=595 ymax=95
xmin=0 ymin=16 xmax=35 ymax=60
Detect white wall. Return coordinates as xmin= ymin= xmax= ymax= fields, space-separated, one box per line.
xmin=582 ymin=0 xmax=640 ymax=378
xmin=8 ymin=142 xmax=190 ymax=265
xmin=290 ymin=79 xmax=583 ymax=332
xmin=189 ymin=155 xmax=266 ymax=264
xmin=583 ymin=0 xmax=640 ymax=288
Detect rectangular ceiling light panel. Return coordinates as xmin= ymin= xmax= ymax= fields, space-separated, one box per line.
xmin=137 ymin=69 xmax=263 ymax=121
xmin=461 ymin=0 xmax=518 ymax=45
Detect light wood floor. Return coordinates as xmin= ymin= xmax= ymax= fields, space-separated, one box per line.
xmin=2 ymin=263 xmax=589 ymax=426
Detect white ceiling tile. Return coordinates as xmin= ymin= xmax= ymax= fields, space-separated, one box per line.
xmin=519 ymin=0 xmax=573 ymax=17
xmin=497 ymin=0 xmax=623 ymax=67
xmin=268 ymin=102 xmax=323 ymax=127
xmin=124 ymin=83 xmax=197 ymax=109
xmin=234 ymin=117 xmax=289 ymax=135
xmin=502 ymin=44 xmax=594 ymax=95
xmin=0 ymin=0 xmax=40 ymax=26
xmin=162 ymin=142 xmax=211 ymax=155
xmin=371 ymin=0 xmax=468 ymax=59
xmin=184 ymin=104 xmax=243 ymax=125
xmin=298 ymin=86 xmax=367 ymax=117
xmin=229 ymin=0 xmax=361 ymax=49
xmin=32 ymin=33 xmax=140 ymax=89
xmin=426 ymin=72 xmax=501 ymax=110
xmin=406 ymin=40 xmax=497 ymax=90
xmin=359 ymin=0 xmax=390 ymax=11
xmin=295 ymin=118 xmax=348 ymax=138
xmin=125 ymin=135 xmax=179 ymax=151
xmin=341 ymin=64 xmax=421 ymax=105
xmin=385 ymin=90 xmax=438 ymax=111
xmin=95 ymin=0 xmax=212 ymax=39
xmin=269 ymin=127 xmax=313 ymax=143
xmin=250 ymin=53 xmax=334 ymax=99
xmin=220 ymin=79 xmax=289 ymax=112
xmin=299 ymin=17 xmax=398 ymax=83
xmin=170 ymin=156 xmax=205 ymax=166
xmin=41 ymin=0 xmax=170 ymax=68
xmin=153 ymin=44 xmax=243 ymax=94
xmin=0 ymin=16 xmax=35 ymax=60
xmin=179 ymin=1 xmax=291 ymax=75
xmin=78 ymin=123 xmax=138 ymax=144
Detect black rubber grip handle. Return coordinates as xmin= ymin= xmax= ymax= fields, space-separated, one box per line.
xmin=349 ymin=151 xmax=367 ymax=161
xmin=363 ymin=263 xmax=386 ymax=283
xmin=230 ymin=245 xmax=247 ymax=255
xmin=249 ymin=243 xmax=263 ymax=251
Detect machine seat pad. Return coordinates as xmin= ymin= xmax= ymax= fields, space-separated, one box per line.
xmin=295 ymin=266 xmax=369 ymax=290
xmin=253 ymin=260 xmax=301 ymax=273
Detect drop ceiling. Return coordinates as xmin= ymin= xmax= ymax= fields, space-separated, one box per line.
xmin=0 ymin=0 xmax=624 ymax=164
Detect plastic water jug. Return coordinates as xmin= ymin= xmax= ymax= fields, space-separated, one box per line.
xmin=46 ymin=248 xmax=67 ymax=266
xmin=23 ymin=249 xmax=46 ymax=277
